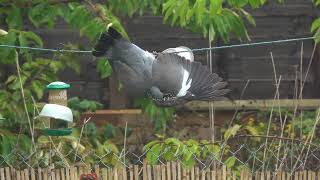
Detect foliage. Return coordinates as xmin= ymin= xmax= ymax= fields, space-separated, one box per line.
xmin=134 ymin=98 xmax=175 ymax=131
xmin=68 ymin=97 xmax=103 ymax=120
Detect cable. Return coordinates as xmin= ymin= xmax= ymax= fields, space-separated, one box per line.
xmin=0 ymin=35 xmax=318 ymax=54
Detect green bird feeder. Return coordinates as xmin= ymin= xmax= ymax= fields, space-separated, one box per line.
xmin=39 ymin=81 xmax=73 ymax=136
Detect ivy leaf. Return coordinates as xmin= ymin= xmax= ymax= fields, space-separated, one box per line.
xmin=96 ymin=58 xmax=112 ymax=78
xmin=224 ymin=124 xmax=241 ymax=140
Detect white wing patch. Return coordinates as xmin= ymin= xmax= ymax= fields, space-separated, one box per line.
xmin=177 ymin=68 xmax=192 ymax=97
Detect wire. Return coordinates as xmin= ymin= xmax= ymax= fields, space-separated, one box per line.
xmin=0 ymin=35 xmax=318 ymax=54
xmin=0 ymin=44 xmax=92 ymax=53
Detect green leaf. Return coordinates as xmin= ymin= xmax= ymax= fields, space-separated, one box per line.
xmin=146 ymin=143 xmax=162 ymax=165
xmin=23 ymin=31 xmax=43 ymax=47
xmin=240 ymin=9 xmax=256 ymax=26
xmin=6 ymin=6 xmax=23 ymax=29
xmin=210 ymin=0 xmax=223 ymax=16
xmin=103 ymin=124 xmax=116 ymax=139
xmin=96 ymin=58 xmax=113 ymax=78
xmin=0 ymin=31 xmax=17 ymax=64
xmin=224 ymin=156 xmax=237 ymax=168
xmin=143 ymin=140 xmax=160 ymax=151
xmin=224 ymin=124 xmax=241 ymax=140
xmin=28 ymin=4 xmax=59 ymax=28
xmin=311 ymin=18 xmax=320 ymax=33
xmin=31 ymin=80 xmax=44 ymax=99
xmin=245 ymin=125 xmax=260 ymax=136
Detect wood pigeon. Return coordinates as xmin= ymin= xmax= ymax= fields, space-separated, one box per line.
xmin=92 ymin=27 xmax=154 ymax=98
xmin=92 ymin=27 xmax=230 ymax=107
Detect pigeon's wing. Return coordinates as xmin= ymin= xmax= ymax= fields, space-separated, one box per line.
xmin=152 ymin=53 xmax=186 ymax=95
xmin=152 ymin=53 xmax=230 ymax=102
xmin=187 ymin=60 xmax=230 ymax=101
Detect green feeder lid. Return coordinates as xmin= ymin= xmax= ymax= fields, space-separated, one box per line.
xmin=46 ymin=81 xmax=70 ymax=89
xmin=43 ymin=128 xmax=73 ymax=136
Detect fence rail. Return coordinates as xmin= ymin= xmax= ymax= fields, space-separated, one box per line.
xmin=2 ymin=163 xmax=320 ymax=180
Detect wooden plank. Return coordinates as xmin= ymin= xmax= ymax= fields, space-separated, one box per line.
xmin=156 ymin=165 xmax=161 ymax=180
xmin=37 ymin=168 xmax=42 ymax=180
xmin=161 ymin=164 xmax=166 ymax=180
xmin=222 ymin=166 xmax=227 ymax=180
xmin=114 ymin=168 xmax=119 ymax=180
xmin=129 ymin=165 xmax=134 ymax=180
xmin=108 ymin=168 xmax=113 ymax=180
xmin=312 ymin=171 xmax=316 ymax=180
xmin=308 ymin=171 xmax=312 ymax=180
xmin=134 ymin=165 xmax=139 ymax=180
xmin=303 ymin=170 xmax=307 ymax=180
xmin=51 ymin=168 xmax=56 ymax=180
xmin=177 ymin=163 xmax=182 ymax=180
xmin=24 ymin=169 xmax=29 ymax=180
xmin=266 ymin=171 xmax=270 ymax=180
xmin=79 ymin=166 xmax=83 ymax=179
xmin=65 ymin=167 xmax=70 ymax=180
xmin=167 ymin=162 xmax=172 ymax=180
xmin=94 ymin=165 xmax=100 ymax=180
xmin=43 ymin=168 xmax=48 ymax=180
xmin=56 ymin=169 xmax=61 ymax=180
xmin=102 ymin=168 xmax=108 ymax=180
xmin=190 ymin=166 xmax=195 ymax=180
xmin=143 ymin=162 xmax=147 ymax=180
xmin=123 ymin=166 xmax=128 ymax=180
xmin=147 ymin=165 xmax=152 ymax=180
xmin=69 ymin=167 xmax=75 ymax=180
xmin=0 ymin=168 xmax=5 ymax=180
xmin=172 ymin=162 xmax=177 ymax=180
xmin=20 ymin=171 xmax=24 ymax=180
xmin=182 ymin=167 xmax=186 ymax=180
xmin=211 ymin=170 xmax=216 ymax=180
xmin=186 ymin=99 xmax=320 ymax=110
xmin=5 ymin=167 xmax=11 ymax=180
xmin=294 ymin=171 xmax=298 ymax=180
xmin=195 ymin=167 xmax=199 ymax=180
xmin=15 ymin=170 xmax=20 ymax=180
xmin=60 ymin=168 xmax=65 ymax=180
xmin=84 ymin=109 xmax=142 ymax=115
xmin=30 ymin=169 xmax=36 ymax=180
xmin=200 ymin=170 xmax=205 ymax=180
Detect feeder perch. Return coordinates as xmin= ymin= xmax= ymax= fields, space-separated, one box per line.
xmin=38 ymin=81 xmax=73 ymax=136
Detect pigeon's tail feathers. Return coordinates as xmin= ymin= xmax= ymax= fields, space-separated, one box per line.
xmin=92 ymin=27 xmax=122 ymax=57
xmin=108 ymin=27 xmax=122 ymax=39
xmin=187 ymin=61 xmax=230 ymax=101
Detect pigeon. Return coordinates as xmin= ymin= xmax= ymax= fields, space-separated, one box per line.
xmin=92 ymin=27 xmax=230 ymax=107
xmin=92 ymin=27 xmax=154 ymax=98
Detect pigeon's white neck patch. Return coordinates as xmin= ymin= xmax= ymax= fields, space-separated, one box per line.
xmin=177 ymin=68 xmax=192 ymax=97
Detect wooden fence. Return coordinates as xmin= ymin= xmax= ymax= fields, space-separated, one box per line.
xmin=1 ymin=162 xmax=320 ymax=180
